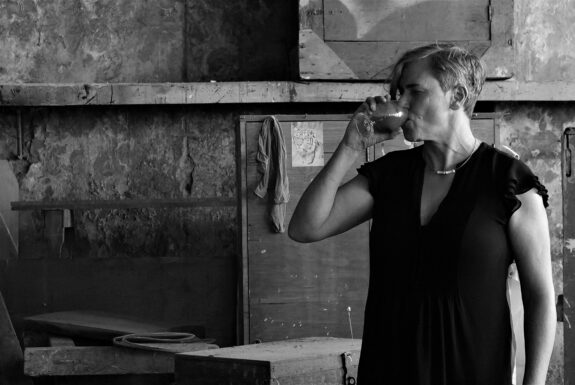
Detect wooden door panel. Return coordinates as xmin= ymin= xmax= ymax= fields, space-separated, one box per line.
xmin=242 ymin=117 xmax=369 ymax=343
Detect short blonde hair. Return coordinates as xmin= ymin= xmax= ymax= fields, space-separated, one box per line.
xmin=389 ymin=44 xmax=486 ymax=117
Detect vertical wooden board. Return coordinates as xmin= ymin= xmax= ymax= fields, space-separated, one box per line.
xmin=564 ymin=128 xmax=575 ymax=385
xmin=243 ymin=118 xmax=369 ymax=343
xmin=324 ymin=0 xmax=490 ymax=41
xmin=299 ymin=0 xmax=324 ymax=37
xmin=0 ymin=160 xmax=18 ymax=261
xmin=480 ymin=0 xmax=515 ymax=79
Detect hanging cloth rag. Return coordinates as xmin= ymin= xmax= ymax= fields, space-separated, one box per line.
xmin=254 ymin=116 xmax=290 ymax=233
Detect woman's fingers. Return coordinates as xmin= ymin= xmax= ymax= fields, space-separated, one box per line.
xmin=357 ymin=95 xmax=393 ymax=115
xmin=364 ymin=97 xmax=377 ymax=112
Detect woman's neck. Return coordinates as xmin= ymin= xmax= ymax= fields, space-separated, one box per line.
xmin=421 ymin=120 xmax=477 ymax=172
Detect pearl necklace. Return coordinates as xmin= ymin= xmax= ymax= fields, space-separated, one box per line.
xmin=434 ymin=138 xmax=479 ymax=175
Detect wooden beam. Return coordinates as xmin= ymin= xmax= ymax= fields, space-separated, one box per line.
xmin=0 ymin=81 xmax=574 ymax=106
xmin=24 ymin=346 xmax=174 ymax=377
xmin=11 ymin=198 xmax=236 ymax=211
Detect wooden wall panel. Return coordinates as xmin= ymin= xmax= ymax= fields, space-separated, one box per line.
xmin=324 ymin=0 xmax=490 ymax=41
xmin=241 ymin=117 xmax=369 ymax=343
xmin=300 ymin=0 xmax=514 ymax=80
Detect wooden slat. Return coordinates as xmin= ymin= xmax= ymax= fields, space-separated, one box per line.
xmin=324 ymin=0 xmax=490 ymax=41
xmin=11 ymin=198 xmax=236 ymax=211
xmin=563 ymin=128 xmax=575 ymax=385
xmin=480 ymin=0 xmax=515 ymax=79
xmin=326 ymin=41 xmax=490 ymax=80
xmin=298 ymin=0 xmax=323 ymax=37
xmin=24 ymin=346 xmax=174 ymax=376
xmin=238 ymin=119 xmax=250 ymax=345
xmin=1 ymin=81 xmax=575 ymax=105
xmin=24 ymin=311 xmax=173 ymax=341
xmin=48 ymin=336 xmax=75 ymax=347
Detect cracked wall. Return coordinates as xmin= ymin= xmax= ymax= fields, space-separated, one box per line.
xmin=497 ymin=102 xmax=575 ymax=385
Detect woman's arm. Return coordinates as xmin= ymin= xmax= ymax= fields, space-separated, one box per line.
xmin=509 ymin=188 xmax=556 ymax=385
xmin=288 ymin=96 xmax=397 ymax=243
xmin=288 ymin=144 xmax=373 ymax=243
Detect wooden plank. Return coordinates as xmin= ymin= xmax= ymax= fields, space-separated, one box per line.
xmin=0 ymin=160 xmax=18 ymax=261
xmin=563 ymin=127 xmax=575 ymax=385
xmin=24 ymin=346 xmax=174 ymax=376
xmin=324 ymin=0 xmax=490 ymax=41
xmin=0 ymin=291 xmax=33 ymax=385
xmin=1 ymin=81 xmax=575 ymax=105
xmin=299 ymin=0 xmax=323 ymax=37
xmin=48 ymin=336 xmax=75 ymax=347
xmin=299 ymin=30 xmax=359 ymax=80
xmin=326 ymin=41 xmax=490 ymax=80
xmin=11 ymin=198 xmax=236 ymax=211
xmin=481 ymin=0 xmax=515 ymax=79
xmin=24 ymin=311 xmax=174 ymax=341
xmin=238 ymin=118 xmax=250 ymax=345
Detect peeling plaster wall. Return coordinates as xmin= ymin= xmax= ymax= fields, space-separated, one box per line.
xmin=0 ymin=105 xmax=239 ymax=345
xmin=0 ymin=0 xmax=296 ymax=83
xmin=515 ymin=0 xmax=575 ymax=82
xmin=497 ymin=102 xmax=575 ymax=385
xmin=0 ymin=0 xmax=186 ymax=83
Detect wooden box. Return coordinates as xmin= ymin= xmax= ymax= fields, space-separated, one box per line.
xmin=175 ymin=337 xmax=361 ymax=385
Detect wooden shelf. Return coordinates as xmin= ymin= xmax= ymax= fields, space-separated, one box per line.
xmin=11 ymin=198 xmax=236 ymax=211
xmin=0 ymin=81 xmax=573 ymax=106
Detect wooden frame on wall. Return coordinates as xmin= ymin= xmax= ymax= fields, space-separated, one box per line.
xmin=299 ymin=0 xmax=514 ymax=80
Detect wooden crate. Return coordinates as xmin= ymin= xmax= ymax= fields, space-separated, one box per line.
xmin=175 ymin=337 xmax=361 ymax=385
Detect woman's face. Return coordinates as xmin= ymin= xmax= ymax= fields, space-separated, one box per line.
xmin=396 ymin=57 xmax=453 ymax=143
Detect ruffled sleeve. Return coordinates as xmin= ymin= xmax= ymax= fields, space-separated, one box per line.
xmin=501 ymin=155 xmax=549 ymax=217
xmin=357 ymin=161 xmax=377 ymax=197
xmin=357 ymin=153 xmax=392 ymax=198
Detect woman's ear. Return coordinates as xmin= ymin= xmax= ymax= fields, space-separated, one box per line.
xmin=450 ymin=85 xmax=468 ymax=110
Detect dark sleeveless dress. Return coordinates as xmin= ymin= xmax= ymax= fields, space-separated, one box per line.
xmin=356 ymin=143 xmax=548 ymax=385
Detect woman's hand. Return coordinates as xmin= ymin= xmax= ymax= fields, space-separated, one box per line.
xmin=342 ymin=95 xmax=403 ymax=152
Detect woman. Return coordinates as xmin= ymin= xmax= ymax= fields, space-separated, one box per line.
xmin=288 ymin=44 xmax=555 ymax=385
